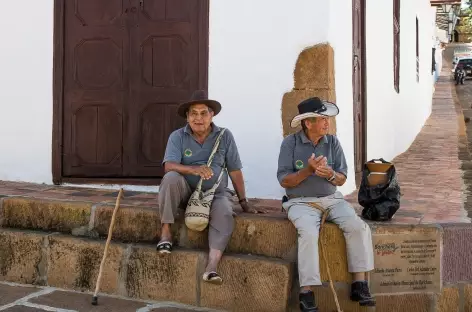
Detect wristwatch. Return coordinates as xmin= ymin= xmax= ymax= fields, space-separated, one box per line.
xmin=327 ymin=171 xmax=336 ymax=182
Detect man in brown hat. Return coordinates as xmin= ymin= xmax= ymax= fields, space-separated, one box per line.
xmin=157 ymin=90 xmax=265 ymax=284
xmin=277 ymin=97 xmax=375 ymax=311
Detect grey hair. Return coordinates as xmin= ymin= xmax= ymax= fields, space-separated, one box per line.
xmin=301 ymin=117 xmax=318 ymax=130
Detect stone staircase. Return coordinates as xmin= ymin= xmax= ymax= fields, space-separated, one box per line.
xmin=0 ymin=196 xmax=363 ymax=312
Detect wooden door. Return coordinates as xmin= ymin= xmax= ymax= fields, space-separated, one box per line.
xmin=59 ymin=0 xmax=208 ymax=182
xmin=352 ymin=0 xmax=366 ymax=182
xmin=62 ymin=1 xmax=128 ymax=177
xmin=125 ymin=0 xmax=207 ymax=177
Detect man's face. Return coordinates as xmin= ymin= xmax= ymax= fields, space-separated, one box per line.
xmin=305 ymin=116 xmax=330 ymax=136
xmin=187 ymin=104 xmax=214 ymax=133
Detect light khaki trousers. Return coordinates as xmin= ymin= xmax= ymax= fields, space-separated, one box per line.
xmin=158 ymin=171 xmax=234 ymax=251
xmin=282 ymin=191 xmax=374 ymax=287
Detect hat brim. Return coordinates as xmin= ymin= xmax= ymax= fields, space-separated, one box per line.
xmin=177 ymin=99 xmax=221 ymax=118
xmin=290 ymin=101 xmax=339 ymax=128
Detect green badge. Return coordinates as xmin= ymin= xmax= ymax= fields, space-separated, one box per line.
xmin=295 ymin=160 xmax=304 ymax=169
xmin=184 ymin=149 xmax=193 ymax=157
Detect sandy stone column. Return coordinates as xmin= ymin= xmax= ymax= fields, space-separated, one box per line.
xmin=281 ymin=43 xmax=337 ymax=136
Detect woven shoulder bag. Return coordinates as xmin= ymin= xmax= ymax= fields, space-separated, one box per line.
xmin=185 ymin=128 xmax=226 ymax=231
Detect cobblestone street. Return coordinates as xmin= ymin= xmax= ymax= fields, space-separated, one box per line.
xmin=446 ymin=43 xmax=472 ymax=219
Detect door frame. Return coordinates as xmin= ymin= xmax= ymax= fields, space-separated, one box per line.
xmin=352 ymin=0 xmax=367 ymax=185
xmin=51 ymin=0 xmax=210 ymax=185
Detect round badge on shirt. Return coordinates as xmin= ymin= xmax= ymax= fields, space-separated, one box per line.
xmin=184 ymin=149 xmax=193 ymax=157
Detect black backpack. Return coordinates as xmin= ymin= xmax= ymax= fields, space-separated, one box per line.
xmin=358 ymin=158 xmax=401 ymax=221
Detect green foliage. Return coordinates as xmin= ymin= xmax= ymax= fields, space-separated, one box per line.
xmin=458 ymin=7 xmax=472 ymax=34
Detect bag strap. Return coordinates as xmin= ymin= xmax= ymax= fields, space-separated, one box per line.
xmin=194 ymin=128 xmax=227 ymax=192
xmin=206 ymin=128 xmax=226 ymax=167
xmin=207 ymin=164 xmax=227 ymax=192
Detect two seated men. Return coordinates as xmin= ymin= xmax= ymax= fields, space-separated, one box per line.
xmin=158 ymin=91 xmax=375 ymax=311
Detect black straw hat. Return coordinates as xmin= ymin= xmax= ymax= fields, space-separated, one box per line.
xmin=177 ymin=90 xmax=221 ymax=118
xmin=290 ymin=97 xmax=339 ymax=128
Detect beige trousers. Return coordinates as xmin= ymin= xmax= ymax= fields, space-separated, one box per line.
xmin=158 ymin=171 xmax=234 ymax=251
xmin=282 ymin=191 xmax=374 ymax=287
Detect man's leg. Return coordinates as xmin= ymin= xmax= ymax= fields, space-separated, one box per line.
xmin=157 ymin=171 xmax=191 ymax=253
xmin=204 ymin=192 xmax=234 ymax=284
xmin=285 ymin=201 xmax=322 ymax=312
xmin=325 ymin=193 xmax=375 ymax=306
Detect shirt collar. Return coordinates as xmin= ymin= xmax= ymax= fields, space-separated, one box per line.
xmin=298 ymin=130 xmax=328 ymax=145
xmin=184 ymin=123 xmax=220 ymax=135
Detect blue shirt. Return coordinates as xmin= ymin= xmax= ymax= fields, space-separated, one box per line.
xmin=277 ymin=131 xmax=348 ymax=197
xmin=163 ymin=123 xmax=243 ymax=191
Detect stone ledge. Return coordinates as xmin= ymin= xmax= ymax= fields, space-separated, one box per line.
xmin=0 ymin=197 xmax=297 ymax=259
xmin=1 ymin=198 xmax=91 ymax=233
xmin=0 ymin=228 xmax=293 ymax=312
xmin=2 ymin=225 xmax=472 ymax=311
xmin=4 ymin=197 xmax=469 ymax=288
xmin=0 ymin=197 xmax=356 ymax=283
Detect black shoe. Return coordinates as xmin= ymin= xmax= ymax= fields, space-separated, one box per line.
xmin=350 ymin=281 xmax=376 ymax=306
xmin=299 ymin=291 xmax=318 ymax=312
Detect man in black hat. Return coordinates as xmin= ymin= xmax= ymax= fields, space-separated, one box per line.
xmin=157 ymin=90 xmax=265 ymax=285
xmin=277 ymin=97 xmax=375 ymax=311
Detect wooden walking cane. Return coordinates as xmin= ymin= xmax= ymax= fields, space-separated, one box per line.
xmin=91 ymin=188 xmax=124 ymax=306
xmin=307 ymin=202 xmax=343 ymax=312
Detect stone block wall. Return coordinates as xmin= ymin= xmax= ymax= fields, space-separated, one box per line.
xmin=437 ymin=223 xmax=472 ymax=312
xmin=288 ymin=223 xmax=472 ymax=312
xmin=2 ymin=197 xmax=472 ymax=311
xmin=281 ymin=43 xmax=337 ymax=137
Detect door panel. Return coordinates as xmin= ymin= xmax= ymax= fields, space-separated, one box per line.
xmin=124 ymin=0 xmax=205 ymax=177
xmin=62 ymin=0 xmax=127 ymax=177
xmin=60 ymin=0 xmax=208 ymax=181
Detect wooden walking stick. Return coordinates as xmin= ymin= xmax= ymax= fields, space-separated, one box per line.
xmin=91 ymin=188 xmax=124 ymax=306
xmin=308 ymin=202 xmax=343 ymax=312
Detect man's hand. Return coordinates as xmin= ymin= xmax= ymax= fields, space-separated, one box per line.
xmin=240 ymin=200 xmax=267 ymax=214
xmin=308 ymin=154 xmax=327 ymax=172
xmin=192 ymin=165 xmax=213 ymax=180
xmin=315 ymin=165 xmax=334 ymax=179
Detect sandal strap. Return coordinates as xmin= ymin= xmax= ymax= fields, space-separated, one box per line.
xmin=157 ymin=241 xmax=172 ymax=249
xmin=205 ymin=272 xmax=220 ymax=279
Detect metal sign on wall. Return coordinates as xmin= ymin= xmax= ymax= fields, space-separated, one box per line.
xmin=370 ymin=226 xmax=442 ymax=294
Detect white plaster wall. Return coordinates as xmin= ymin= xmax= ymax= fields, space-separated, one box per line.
xmin=0 ymin=0 xmax=435 ymax=200
xmin=327 ymin=0 xmax=356 ymax=195
xmin=436 ymin=28 xmax=448 ymax=43
xmin=365 ymin=0 xmax=433 ymax=162
xmin=0 ymin=0 xmax=332 ymax=198
xmin=209 ymin=0 xmax=332 ymax=198
xmin=0 ymin=0 xmax=54 ymax=184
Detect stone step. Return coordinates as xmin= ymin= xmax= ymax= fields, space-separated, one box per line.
xmin=0 ymin=197 xmax=341 ymax=265
xmin=0 ymin=197 xmax=356 ymax=290
xmin=0 ymin=228 xmax=293 ymax=312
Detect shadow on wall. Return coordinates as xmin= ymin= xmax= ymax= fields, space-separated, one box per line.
xmin=281 ymin=42 xmax=338 ymax=137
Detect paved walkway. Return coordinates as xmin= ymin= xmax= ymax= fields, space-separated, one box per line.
xmin=345 ymin=56 xmax=470 ymax=224
xmin=0 ymin=282 xmax=218 ymax=312
xmin=345 ymin=65 xmax=470 ymax=224
xmin=448 ymin=43 xmax=472 ymax=219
